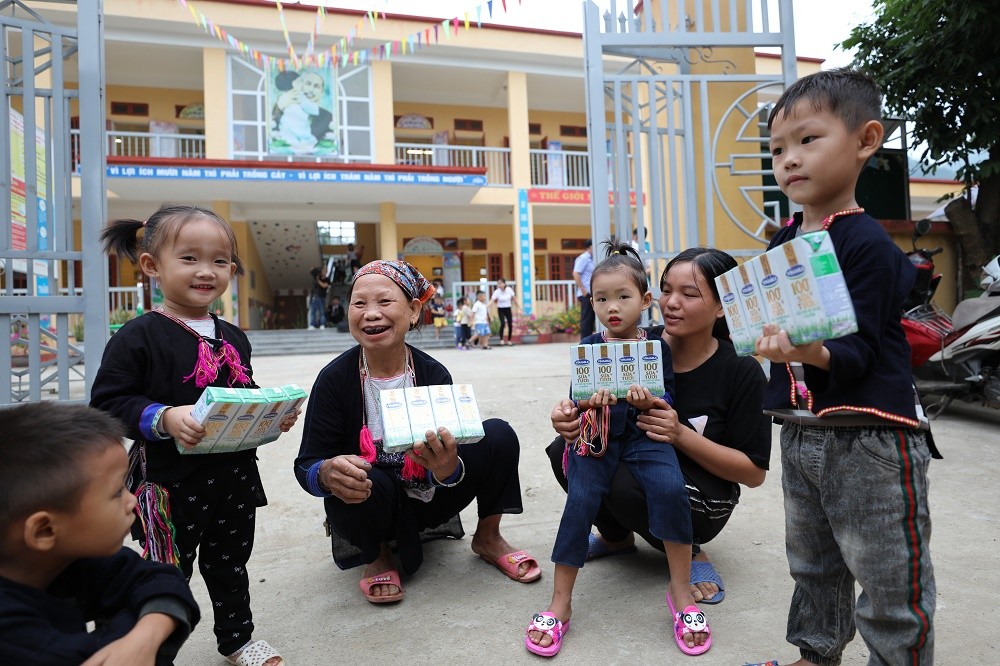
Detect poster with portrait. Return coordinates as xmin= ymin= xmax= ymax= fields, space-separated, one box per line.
xmin=266 ymin=64 xmax=339 ymax=157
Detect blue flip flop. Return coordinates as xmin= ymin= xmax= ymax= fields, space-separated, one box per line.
xmin=690 ymin=560 xmax=726 ymax=604
xmin=585 ymin=532 xmax=638 ymax=561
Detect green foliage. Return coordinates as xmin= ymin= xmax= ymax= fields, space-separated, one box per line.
xmin=109 ymin=309 xmax=135 ymax=325
xmin=843 ymin=0 xmax=1000 ymax=183
xmin=71 ymin=318 xmax=85 ymax=342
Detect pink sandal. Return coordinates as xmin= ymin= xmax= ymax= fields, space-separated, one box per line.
xmin=480 ymin=549 xmax=542 ymax=583
xmin=525 ymin=612 xmax=570 ymax=657
xmin=359 ymin=569 xmax=404 ymax=604
xmin=666 ymin=592 xmax=711 ymax=655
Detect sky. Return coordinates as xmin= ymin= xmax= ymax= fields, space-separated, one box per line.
xmin=276 ymin=0 xmax=876 ymax=67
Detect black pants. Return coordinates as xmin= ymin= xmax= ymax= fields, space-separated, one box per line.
xmin=497 ymin=306 xmax=513 ymax=341
xmin=545 ymin=437 xmax=730 ymax=555
xmin=578 ymin=295 xmax=596 ymax=340
xmin=164 ymin=458 xmax=260 ymax=656
xmin=326 ymin=419 xmax=524 ymax=575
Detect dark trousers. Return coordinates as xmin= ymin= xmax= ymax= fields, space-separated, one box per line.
xmin=326 ymin=418 xmax=524 ymax=574
xmin=497 ymin=307 xmax=513 ymax=341
xmin=578 ymin=295 xmax=595 ymax=340
xmin=165 ymin=458 xmax=259 ymax=656
xmin=546 ymin=437 xmax=731 ymax=554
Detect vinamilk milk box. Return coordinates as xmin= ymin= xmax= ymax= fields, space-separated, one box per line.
xmin=593 ymin=343 xmax=618 ymax=395
xmin=614 ymin=342 xmax=639 ymax=398
xmin=379 ymin=388 xmax=414 ymax=454
xmin=772 ymin=232 xmax=858 ymax=343
xmin=715 ymin=272 xmax=757 ymax=356
xmin=186 ymin=387 xmax=243 ymax=454
xmin=753 ymin=253 xmax=798 ymax=338
xmin=247 ymin=386 xmax=293 ymax=447
xmin=570 ymin=345 xmax=595 ymax=401
xmin=428 ymin=384 xmax=463 ymax=441
xmin=208 ymin=388 xmax=269 ymax=453
xmin=637 ymin=340 xmax=665 ymax=397
xmin=452 ymin=384 xmax=485 ymax=444
xmin=735 ymin=262 xmax=767 ymax=341
xmin=404 ymin=386 xmax=438 ymax=447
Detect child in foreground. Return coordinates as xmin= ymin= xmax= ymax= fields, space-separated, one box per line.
xmin=0 ymin=402 xmax=200 ymax=665
xmin=747 ymin=68 xmax=936 ymax=666
xmin=526 ymin=240 xmax=711 ymax=658
xmin=91 ymin=203 xmax=297 ymax=666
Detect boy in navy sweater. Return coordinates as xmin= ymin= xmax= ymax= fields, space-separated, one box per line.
xmin=750 ymin=69 xmax=935 ymax=666
xmin=0 ymin=403 xmax=199 ymax=665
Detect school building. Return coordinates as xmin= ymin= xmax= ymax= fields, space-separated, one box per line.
xmin=35 ymin=0 xmax=963 ymax=329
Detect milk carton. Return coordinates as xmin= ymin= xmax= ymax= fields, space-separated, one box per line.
xmin=754 ymin=253 xmax=798 ymax=338
xmin=404 ymin=386 xmax=438 ymax=447
xmin=637 ymin=340 xmax=665 ymax=397
xmin=207 ymin=388 xmax=269 ymax=453
xmin=799 ymin=231 xmax=858 ymax=339
xmin=451 ymin=384 xmax=485 ymax=444
xmin=186 ymin=387 xmax=243 ymax=454
xmin=247 ymin=386 xmax=293 ymax=447
xmin=593 ymin=343 xmax=618 ymax=395
xmin=614 ymin=342 xmax=639 ymax=398
xmin=279 ymin=384 xmax=308 ymax=422
xmin=716 ymin=272 xmax=756 ymax=356
xmin=428 ymin=384 xmax=463 ymax=441
xmin=379 ymin=388 xmax=414 ymax=453
xmin=570 ymin=345 xmax=595 ymax=401
xmin=735 ymin=262 xmax=767 ymax=341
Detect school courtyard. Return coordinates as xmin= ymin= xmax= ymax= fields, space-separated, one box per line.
xmin=173 ymin=342 xmax=997 ymax=665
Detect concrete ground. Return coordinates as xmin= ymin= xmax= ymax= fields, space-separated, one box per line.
xmin=175 ymin=342 xmax=999 ymax=665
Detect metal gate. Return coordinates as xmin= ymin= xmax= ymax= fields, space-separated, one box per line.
xmin=583 ymin=0 xmax=797 ymax=279
xmin=1 ymin=0 xmax=107 ymax=404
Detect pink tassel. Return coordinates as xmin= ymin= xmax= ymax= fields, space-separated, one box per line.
xmin=183 ymin=339 xmax=219 ymax=388
xmin=217 ymin=340 xmax=251 ymax=386
xmin=359 ymin=425 xmax=377 ymax=463
xmin=401 ymin=456 xmax=423 ymax=481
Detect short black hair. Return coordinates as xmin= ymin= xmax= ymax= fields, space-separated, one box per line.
xmin=768 ymin=67 xmax=882 ymax=132
xmin=660 ymin=247 xmax=737 ymax=339
xmin=583 ymin=239 xmax=593 ymax=249
xmin=0 ymin=403 xmax=124 ymax=533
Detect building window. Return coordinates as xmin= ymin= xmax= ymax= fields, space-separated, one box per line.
xmin=454 ymin=118 xmax=484 ymax=132
xmin=561 ymin=238 xmax=589 ymax=250
xmin=317 ymin=221 xmax=356 ymax=246
xmin=228 ymin=57 xmax=373 ymax=163
xmin=559 ymin=125 xmax=587 ymax=138
xmin=110 ymin=101 xmax=149 ymax=116
xmin=528 ymin=122 xmax=542 ymax=135
xmin=534 ymin=238 xmax=547 ymax=250
xmin=471 ymin=238 xmax=487 ymax=250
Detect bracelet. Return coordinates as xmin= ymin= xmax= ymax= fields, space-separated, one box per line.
xmin=151 ymin=406 xmax=171 ymax=439
xmin=431 ymin=457 xmax=465 ymax=488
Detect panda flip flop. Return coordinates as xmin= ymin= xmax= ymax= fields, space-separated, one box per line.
xmin=525 ymin=612 xmax=570 ymax=657
xmin=666 ymin=592 xmax=712 ymax=656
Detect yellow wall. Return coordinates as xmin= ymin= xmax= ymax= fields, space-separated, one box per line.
xmin=230 ymin=220 xmax=274 ymax=327
xmin=105 ymin=84 xmax=203 ymax=130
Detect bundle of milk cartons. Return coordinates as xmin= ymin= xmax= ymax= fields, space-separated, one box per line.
xmin=715 ymin=230 xmax=858 ymax=356
xmin=570 ymin=341 xmax=665 ymax=400
xmin=378 ymin=384 xmax=486 ymax=454
xmin=183 ymin=384 xmax=308 ymax=454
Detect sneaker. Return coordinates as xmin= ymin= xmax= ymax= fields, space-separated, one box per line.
xmin=308 ymin=325 xmax=316 ymax=330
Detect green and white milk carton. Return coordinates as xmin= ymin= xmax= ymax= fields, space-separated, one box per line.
xmin=735 ymin=263 xmax=767 ymax=341
xmin=404 ymin=386 xmax=438 ymax=446
xmin=186 ymin=387 xmax=243 ymax=454
xmin=247 ymin=386 xmax=293 ymax=447
xmin=379 ymin=388 xmax=414 ymax=454
xmin=637 ymin=340 xmax=665 ymax=397
xmin=593 ymin=343 xmax=618 ymax=396
xmin=614 ymin=342 xmax=639 ymax=398
xmin=452 ymin=384 xmax=485 ymax=444
xmin=209 ymin=388 xmax=269 ymax=453
xmin=715 ymin=271 xmax=756 ymax=356
xmin=753 ymin=253 xmax=798 ymax=338
xmin=570 ymin=345 xmax=595 ymax=401
xmin=428 ymin=384 xmax=463 ymax=441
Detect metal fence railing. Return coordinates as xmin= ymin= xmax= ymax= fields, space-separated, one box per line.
xmin=394 ymin=143 xmax=510 ymax=186
xmin=70 ymin=129 xmax=206 ymax=170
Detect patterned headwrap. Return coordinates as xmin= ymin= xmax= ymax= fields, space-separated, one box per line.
xmin=353 ymin=260 xmax=436 ymax=304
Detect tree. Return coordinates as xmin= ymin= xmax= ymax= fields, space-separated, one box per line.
xmin=843 ymin=0 xmax=1000 ymax=291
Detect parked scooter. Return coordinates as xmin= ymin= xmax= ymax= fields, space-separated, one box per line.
xmin=902 ymin=220 xmax=1000 ymax=417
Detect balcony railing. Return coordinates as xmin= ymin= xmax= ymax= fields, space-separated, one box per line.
xmin=71 ymin=129 xmax=206 ymax=170
xmin=529 ymin=149 xmax=592 ymax=189
xmin=394 ymin=143 xmax=511 ymax=187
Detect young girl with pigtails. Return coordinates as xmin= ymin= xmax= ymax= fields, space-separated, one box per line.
xmin=90 ymin=203 xmax=295 ymax=666
xmin=525 ymin=239 xmax=712 ymax=658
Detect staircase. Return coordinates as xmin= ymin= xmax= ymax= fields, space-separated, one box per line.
xmin=244 ymin=327 xmax=458 ymax=357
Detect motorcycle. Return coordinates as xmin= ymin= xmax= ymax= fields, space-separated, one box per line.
xmin=902 ymin=220 xmax=1000 ymax=417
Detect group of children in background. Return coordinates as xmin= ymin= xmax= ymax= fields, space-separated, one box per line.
xmin=0 ymin=68 xmax=935 ymax=666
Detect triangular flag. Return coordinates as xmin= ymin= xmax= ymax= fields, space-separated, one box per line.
xmin=476 ymin=6 xmax=482 ymax=27
xmin=443 ymin=19 xmax=450 ymax=39
xmin=453 ymin=17 xmax=459 ymax=32
xmin=487 ymin=0 xmax=493 ymax=18
xmin=464 ymin=12 xmax=470 ymax=30
xmin=434 ymin=24 xmax=439 ymax=42
xmin=501 ymin=0 xmax=507 ymax=12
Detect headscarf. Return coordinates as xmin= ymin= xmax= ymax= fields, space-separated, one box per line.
xmin=353 ymin=259 xmax=435 ymax=303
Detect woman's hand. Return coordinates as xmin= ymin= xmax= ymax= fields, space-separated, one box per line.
xmin=551 ymin=399 xmax=581 ymax=442
xmin=319 ymin=455 xmax=373 ymax=504
xmin=406 ymin=427 xmax=459 ymax=481
xmin=161 ymin=405 xmax=205 ymax=449
xmin=636 ymin=398 xmax=683 ymax=444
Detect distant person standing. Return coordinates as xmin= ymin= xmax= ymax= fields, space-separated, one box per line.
xmin=347 ymin=243 xmax=365 ymax=278
xmin=572 ymin=239 xmax=595 ymax=340
xmin=490 ymin=278 xmax=517 ymax=346
xmin=471 ymin=290 xmax=492 ymax=350
xmin=309 ymin=266 xmax=330 ymax=330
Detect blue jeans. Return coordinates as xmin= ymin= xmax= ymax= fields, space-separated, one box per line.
xmin=309 ymin=296 xmax=325 ymax=328
xmin=552 ymin=408 xmax=691 ymax=568
xmin=781 ymin=423 xmax=935 ymax=665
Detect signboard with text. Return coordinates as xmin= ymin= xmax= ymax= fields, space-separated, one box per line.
xmin=527 ymin=188 xmax=642 ymax=206
xmin=105 ymin=164 xmax=487 ymax=187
